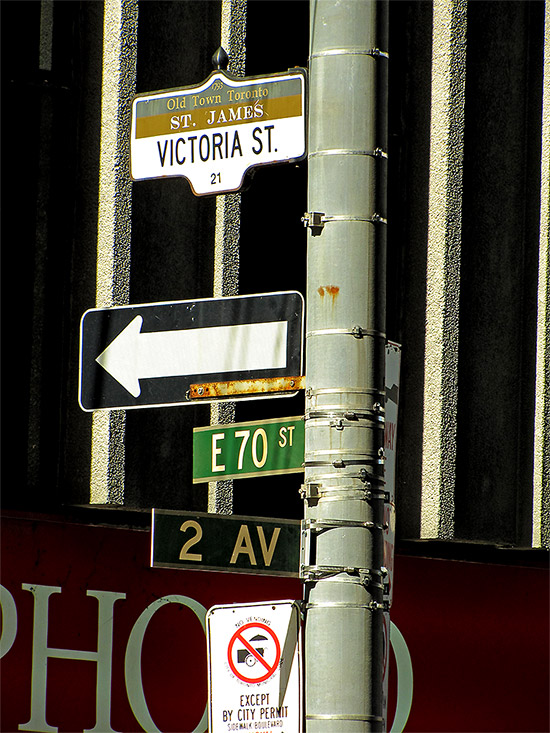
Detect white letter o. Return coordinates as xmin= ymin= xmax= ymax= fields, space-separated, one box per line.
xmin=125 ymin=595 xmax=208 ymax=733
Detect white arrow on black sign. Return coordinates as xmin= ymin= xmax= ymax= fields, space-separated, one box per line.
xmin=96 ymin=316 xmax=288 ymax=398
xmin=79 ymin=292 xmax=303 ymax=411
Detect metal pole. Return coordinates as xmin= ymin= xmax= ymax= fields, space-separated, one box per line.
xmin=208 ymin=0 xmax=246 ymax=516
xmin=302 ymin=0 xmax=387 ymax=730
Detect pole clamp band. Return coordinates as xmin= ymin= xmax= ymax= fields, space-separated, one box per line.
xmin=306 ymin=713 xmax=385 ymax=723
xmin=300 ymin=564 xmax=386 ymax=591
xmin=304 ymin=447 xmax=386 ymax=468
xmin=301 ymin=482 xmax=389 ymax=503
xmin=306 ymin=386 xmax=386 ymax=401
xmin=305 ymin=600 xmax=390 ymax=612
xmin=306 ymin=326 xmax=386 ymax=339
xmin=302 ymin=468 xmax=386 ymax=485
xmin=310 ymin=47 xmax=389 ymax=60
xmin=309 ymin=146 xmax=387 ymax=159
xmin=302 ymin=211 xmax=387 ymax=235
xmin=303 ymin=518 xmax=386 ymax=532
xmin=306 ymin=600 xmax=390 ymax=612
xmin=306 ymin=405 xmax=384 ymax=420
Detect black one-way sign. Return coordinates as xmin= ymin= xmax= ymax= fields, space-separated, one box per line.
xmin=79 ymin=291 xmax=303 ymax=411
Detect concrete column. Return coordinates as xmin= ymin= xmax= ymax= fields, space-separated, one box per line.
xmin=90 ymin=0 xmax=138 ymax=504
xmin=420 ymin=0 xmax=467 ymax=539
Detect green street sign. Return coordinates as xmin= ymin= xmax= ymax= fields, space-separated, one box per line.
xmin=193 ymin=416 xmax=304 ymax=483
xmin=151 ymin=509 xmax=300 ymax=577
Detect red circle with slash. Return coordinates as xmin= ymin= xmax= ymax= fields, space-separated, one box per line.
xmin=227 ymin=622 xmax=281 ymax=683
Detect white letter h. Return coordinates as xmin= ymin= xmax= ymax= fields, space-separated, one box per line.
xmin=19 ymin=584 xmax=125 ymax=733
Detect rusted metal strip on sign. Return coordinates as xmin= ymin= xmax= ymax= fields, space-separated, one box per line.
xmin=188 ymin=375 xmax=305 ymax=399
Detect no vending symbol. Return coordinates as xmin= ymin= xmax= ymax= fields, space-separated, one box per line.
xmin=227 ymin=622 xmax=281 ymax=683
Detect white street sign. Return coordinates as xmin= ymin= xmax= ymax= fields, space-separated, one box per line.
xmin=130 ymin=69 xmax=306 ymax=196
xmin=207 ymin=600 xmax=302 ymax=733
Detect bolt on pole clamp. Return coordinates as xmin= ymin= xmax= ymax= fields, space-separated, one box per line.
xmin=366 ymin=487 xmax=391 ymax=502
xmin=368 ymin=600 xmax=390 ymax=612
xmin=301 ymin=211 xmax=325 ymax=235
xmin=358 ymin=466 xmax=387 ymax=487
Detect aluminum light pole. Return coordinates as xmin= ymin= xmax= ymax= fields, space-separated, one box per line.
xmin=302 ymin=0 xmax=388 ymax=730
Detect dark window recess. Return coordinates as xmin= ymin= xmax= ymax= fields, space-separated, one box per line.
xmin=2 ymin=1 xmax=94 ymax=509
xmin=456 ymin=0 xmax=544 ymax=546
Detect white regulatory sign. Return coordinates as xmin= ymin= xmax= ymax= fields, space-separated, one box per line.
xmin=131 ymin=69 xmax=306 ymax=196
xmin=207 ymin=600 xmax=302 ymax=733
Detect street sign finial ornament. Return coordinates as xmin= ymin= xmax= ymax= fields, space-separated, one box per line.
xmin=212 ymin=46 xmax=229 ymax=70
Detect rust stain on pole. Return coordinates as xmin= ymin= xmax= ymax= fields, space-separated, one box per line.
xmin=318 ymin=285 xmax=340 ymax=304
